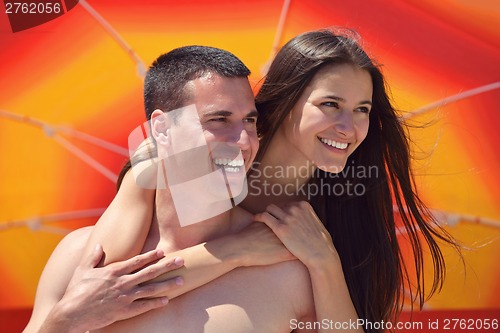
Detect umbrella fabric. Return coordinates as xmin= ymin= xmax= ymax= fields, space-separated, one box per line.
xmin=0 ymin=0 xmax=499 ymax=330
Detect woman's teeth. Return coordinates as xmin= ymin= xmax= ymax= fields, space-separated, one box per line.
xmin=319 ymin=137 xmax=348 ymax=150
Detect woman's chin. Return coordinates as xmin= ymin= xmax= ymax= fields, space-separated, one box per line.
xmin=316 ymin=163 xmax=345 ymax=175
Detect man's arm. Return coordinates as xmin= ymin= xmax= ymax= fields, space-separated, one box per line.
xmin=25 ymin=218 xmax=294 ymax=332
xmin=23 ymin=228 xmax=184 ymax=333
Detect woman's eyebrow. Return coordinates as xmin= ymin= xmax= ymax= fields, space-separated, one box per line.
xmin=323 ymin=95 xmax=345 ymax=102
xmin=323 ymin=95 xmax=372 ymax=106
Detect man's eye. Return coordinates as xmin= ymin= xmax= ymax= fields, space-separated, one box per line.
xmin=244 ymin=117 xmax=257 ymax=123
xmin=209 ymin=118 xmax=226 ymax=122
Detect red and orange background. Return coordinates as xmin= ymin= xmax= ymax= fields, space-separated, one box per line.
xmin=1 ymin=0 xmax=499 ymax=331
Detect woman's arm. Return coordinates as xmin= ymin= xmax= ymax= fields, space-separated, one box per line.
xmin=256 ymin=202 xmax=364 ymax=333
xmin=144 ymin=221 xmax=296 ymax=299
xmin=83 ymin=162 xmax=294 ymax=299
xmin=81 ymin=169 xmax=155 ymax=266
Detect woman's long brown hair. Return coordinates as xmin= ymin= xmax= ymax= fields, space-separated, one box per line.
xmin=254 ymin=29 xmax=460 ymax=331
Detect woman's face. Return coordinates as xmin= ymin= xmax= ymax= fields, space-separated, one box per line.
xmin=279 ymin=63 xmax=372 ymax=173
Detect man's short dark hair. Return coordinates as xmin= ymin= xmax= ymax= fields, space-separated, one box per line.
xmin=144 ymin=46 xmax=251 ymax=120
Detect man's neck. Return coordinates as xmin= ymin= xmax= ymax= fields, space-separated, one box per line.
xmin=150 ymin=189 xmax=233 ymax=252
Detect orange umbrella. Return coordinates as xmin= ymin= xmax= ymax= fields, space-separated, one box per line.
xmin=1 ymin=0 xmax=499 ymax=331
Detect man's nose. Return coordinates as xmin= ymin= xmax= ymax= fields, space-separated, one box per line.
xmin=334 ymin=110 xmax=355 ymax=138
xmin=236 ymin=128 xmax=251 ymax=151
xmin=227 ymin=125 xmax=250 ymax=151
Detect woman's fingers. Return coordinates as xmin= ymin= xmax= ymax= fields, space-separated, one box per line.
xmin=254 ymin=211 xmax=281 ymax=232
xmin=254 ymin=204 xmax=288 ymax=231
xmin=265 ymin=204 xmax=286 ymax=220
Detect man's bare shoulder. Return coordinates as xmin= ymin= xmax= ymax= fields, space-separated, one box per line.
xmin=23 ymin=226 xmax=94 ymax=333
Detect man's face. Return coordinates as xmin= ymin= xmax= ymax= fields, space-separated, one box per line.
xmin=151 ymin=73 xmax=258 ymax=226
xmin=184 ymin=73 xmax=259 ymax=175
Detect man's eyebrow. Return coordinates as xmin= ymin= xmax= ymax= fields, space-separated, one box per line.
xmin=201 ymin=110 xmax=232 ymax=118
xmin=201 ymin=110 xmax=259 ymax=118
xmin=246 ymin=110 xmax=259 ymax=118
xmin=324 ymin=95 xmax=372 ymax=106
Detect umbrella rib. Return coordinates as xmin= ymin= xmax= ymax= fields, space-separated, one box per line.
xmin=403 ymin=81 xmax=500 ymax=120
xmin=271 ymin=0 xmax=292 ymax=58
xmin=0 ymin=109 xmax=47 ymax=127
xmin=78 ymin=0 xmax=147 ymax=78
xmin=36 ymin=225 xmax=74 ymax=235
xmin=53 ymin=135 xmax=118 ymax=183
xmin=55 ymin=127 xmax=129 ymax=156
xmin=0 ymin=208 xmax=106 ymax=232
xmin=393 ymin=205 xmax=500 ymax=232
xmin=261 ymin=0 xmax=291 ymax=75
xmin=0 ymin=109 xmax=128 ymax=155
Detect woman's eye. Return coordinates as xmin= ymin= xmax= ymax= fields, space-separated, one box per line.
xmin=356 ymin=107 xmax=371 ymax=114
xmin=321 ymin=101 xmax=339 ymax=108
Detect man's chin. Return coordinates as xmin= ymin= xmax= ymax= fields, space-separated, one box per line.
xmin=204 ymin=170 xmax=246 ymax=200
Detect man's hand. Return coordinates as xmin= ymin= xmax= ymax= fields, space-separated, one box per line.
xmin=39 ymin=244 xmax=184 ymax=333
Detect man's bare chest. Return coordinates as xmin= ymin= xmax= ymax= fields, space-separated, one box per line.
xmin=102 ymin=262 xmax=310 ymax=333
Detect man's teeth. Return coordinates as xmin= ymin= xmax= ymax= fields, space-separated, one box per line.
xmin=214 ymin=158 xmax=244 ymax=166
xmin=319 ymin=138 xmax=348 ymax=150
xmin=214 ymin=158 xmax=244 ymax=172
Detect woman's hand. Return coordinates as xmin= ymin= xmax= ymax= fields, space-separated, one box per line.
xmin=231 ymin=222 xmax=297 ymax=267
xmin=254 ymin=201 xmax=339 ymax=269
xmin=255 ymin=202 xmax=363 ymax=332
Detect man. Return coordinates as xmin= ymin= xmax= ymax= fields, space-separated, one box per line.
xmin=25 ymin=46 xmax=315 ymax=333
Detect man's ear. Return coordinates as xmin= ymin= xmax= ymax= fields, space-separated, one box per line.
xmin=151 ymin=109 xmax=171 ymax=146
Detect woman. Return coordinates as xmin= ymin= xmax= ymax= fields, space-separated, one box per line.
xmin=28 ymin=29 xmax=459 ymax=333
xmin=247 ymin=29 xmax=459 ymax=327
